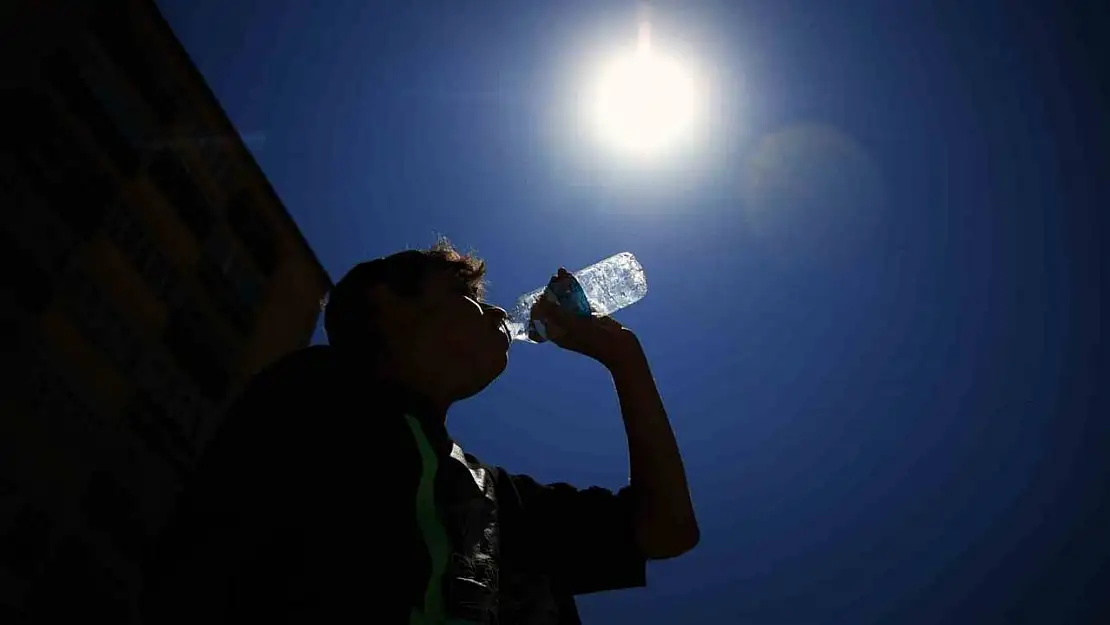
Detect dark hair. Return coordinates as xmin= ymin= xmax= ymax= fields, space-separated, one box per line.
xmin=323 ymin=237 xmax=487 ymax=355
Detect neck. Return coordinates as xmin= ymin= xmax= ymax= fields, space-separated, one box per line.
xmin=338 ymin=346 xmax=453 ymax=434
xmin=347 ymin=350 xmax=447 ymax=422
xmin=394 ymin=386 xmax=453 ymax=455
xmin=382 ymin=378 xmax=451 ymax=425
xmin=409 ymin=392 xmax=451 ymax=425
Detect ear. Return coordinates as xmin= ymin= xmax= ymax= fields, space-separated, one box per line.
xmin=366 ymin=282 xmax=398 ymax=310
xmin=363 ymin=284 xmax=403 ymax=375
xmin=367 ymin=282 xmax=418 ymax=339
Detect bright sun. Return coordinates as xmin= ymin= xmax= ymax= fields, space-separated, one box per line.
xmin=592 ymin=22 xmax=697 ymax=159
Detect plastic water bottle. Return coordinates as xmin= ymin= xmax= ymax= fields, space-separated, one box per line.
xmin=505 ymin=252 xmax=648 ymax=343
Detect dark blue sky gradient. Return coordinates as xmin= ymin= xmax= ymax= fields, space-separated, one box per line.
xmin=157 ymin=1 xmax=1107 ymax=622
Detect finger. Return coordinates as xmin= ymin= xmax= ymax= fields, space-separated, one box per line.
xmin=545 ymin=319 xmax=568 ymax=341
xmin=537 ymin=299 xmax=575 ymax=325
xmin=531 ymin=298 xmax=563 ymax=324
xmin=532 ymin=297 xmax=556 ymax=315
xmin=596 ymin=316 xmax=623 ymax=330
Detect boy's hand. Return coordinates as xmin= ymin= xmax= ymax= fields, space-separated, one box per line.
xmin=530 ymin=268 xmax=643 ymax=369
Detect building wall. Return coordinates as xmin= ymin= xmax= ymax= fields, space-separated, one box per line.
xmin=0 ymin=0 xmax=332 ymax=620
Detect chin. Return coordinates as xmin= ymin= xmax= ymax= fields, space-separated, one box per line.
xmin=459 ymin=355 xmax=507 ymax=399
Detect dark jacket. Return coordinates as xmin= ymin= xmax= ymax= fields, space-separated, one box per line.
xmin=140 ymin=346 xmax=645 ymax=624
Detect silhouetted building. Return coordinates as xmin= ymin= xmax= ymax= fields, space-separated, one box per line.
xmin=0 ymin=0 xmax=331 ymax=620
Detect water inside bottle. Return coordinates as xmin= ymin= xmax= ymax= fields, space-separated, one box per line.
xmin=504 ymin=252 xmax=648 ymax=343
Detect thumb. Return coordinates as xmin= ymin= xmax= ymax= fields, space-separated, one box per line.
xmin=545 ymin=319 xmax=569 ymax=342
xmin=534 ymin=297 xmax=574 ymax=324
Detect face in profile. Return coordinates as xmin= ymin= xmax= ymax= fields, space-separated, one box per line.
xmin=378 ymin=268 xmax=511 ymax=402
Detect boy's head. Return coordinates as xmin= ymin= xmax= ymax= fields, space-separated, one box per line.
xmin=324 ymin=239 xmax=511 ymax=407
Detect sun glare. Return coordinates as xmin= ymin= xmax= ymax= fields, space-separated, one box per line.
xmin=591 ymin=21 xmax=697 ymax=159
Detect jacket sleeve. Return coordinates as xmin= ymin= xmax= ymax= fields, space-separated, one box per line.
xmin=507 ymin=473 xmax=647 ymax=596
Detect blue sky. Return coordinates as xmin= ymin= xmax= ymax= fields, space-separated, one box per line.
xmin=157 ymin=1 xmax=1106 ymax=623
